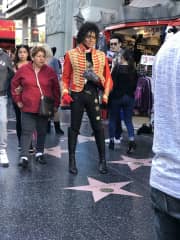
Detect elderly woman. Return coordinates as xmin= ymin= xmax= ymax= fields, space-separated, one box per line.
xmin=11 ymin=46 xmax=60 ymax=168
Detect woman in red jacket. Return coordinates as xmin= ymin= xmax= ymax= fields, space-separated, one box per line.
xmin=11 ymin=46 xmax=60 ymax=168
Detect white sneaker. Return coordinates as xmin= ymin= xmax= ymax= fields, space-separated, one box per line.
xmin=114 ymin=137 xmax=123 ymax=144
xmin=105 ymin=137 xmax=123 ymax=145
xmin=0 ymin=149 xmax=9 ymax=167
xmin=105 ymin=138 xmax=110 ymax=144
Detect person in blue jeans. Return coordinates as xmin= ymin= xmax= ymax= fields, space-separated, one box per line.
xmin=150 ymin=30 xmax=180 ymax=240
xmin=108 ymin=49 xmax=138 ymax=153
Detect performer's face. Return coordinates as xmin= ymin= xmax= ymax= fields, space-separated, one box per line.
xmin=83 ymin=31 xmax=96 ymax=49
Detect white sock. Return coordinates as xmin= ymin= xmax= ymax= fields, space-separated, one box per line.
xmin=35 ymin=152 xmax=43 ymax=157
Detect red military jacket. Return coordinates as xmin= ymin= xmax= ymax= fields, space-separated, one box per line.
xmin=62 ymin=44 xmax=113 ymax=100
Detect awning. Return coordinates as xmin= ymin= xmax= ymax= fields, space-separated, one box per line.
xmin=105 ymin=19 xmax=180 ymax=31
xmin=0 ymin=20 xmax=15 ymax=39
xmin=129 ymin=0 xmax=170 ymax=8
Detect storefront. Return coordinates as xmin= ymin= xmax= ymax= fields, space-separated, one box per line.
xmin=105 ymin=18 xmax=180 ymax=57
xmin=104 ymin=18 xmax=180 ymax=117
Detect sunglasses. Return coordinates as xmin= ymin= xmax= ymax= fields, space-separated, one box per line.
xmin=110 ymin=42 xmax=118 ymax=46
xmin=85 ymin=35 xmax=96 ymax=40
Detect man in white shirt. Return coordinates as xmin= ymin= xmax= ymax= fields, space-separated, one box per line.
xmin=150 ymin=30 xmax=180 ymax=239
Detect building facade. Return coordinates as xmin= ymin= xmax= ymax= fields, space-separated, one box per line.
xmin=3 ymin=0 xmax=180 ymax=57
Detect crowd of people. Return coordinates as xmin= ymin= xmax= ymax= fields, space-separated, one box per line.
xmin=0 ymin=21 xmax=179 ymax=239
xmin=0 ymin=21 xmax=139 ymax=171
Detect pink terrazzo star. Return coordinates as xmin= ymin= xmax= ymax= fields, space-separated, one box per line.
xmin=78 ymin=135 xmax=95 ymax=144
xmin=109 ymin=155 xmax=152 ymax=171
xmin=7 ymin=129 xmax=16 ymax=135
xmin=64 ymin=177 xmax=141 ymax=202
xmin=44 ymin=145 xmax=68 ymax=158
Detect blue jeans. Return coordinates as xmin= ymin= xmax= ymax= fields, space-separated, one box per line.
xmin=151 ymin=187 xmax=180 ymax=240
xmin=108 ymin=95 xmax=135 ymax=140
xmin=0 ymin=96 xmax=7 ymax=150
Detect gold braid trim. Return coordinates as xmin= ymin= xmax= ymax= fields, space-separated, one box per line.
xmin=68 ymin=48 xmax=106 ymax=92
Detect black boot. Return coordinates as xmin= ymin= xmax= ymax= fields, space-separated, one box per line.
xmin=68 ymin=127 xmax=78 ymax=174
xmin=54 ymin=121 xmax=64 ymax=135
xmin=109 ymin=139 xmax=114 ymax=150
xmin=127 ymin=140 xmax=136 ymax=154
xmin=94 ymin=128 xmax=108 ymax=174
xmin=47 ymin=120 xmax=51 ymax=133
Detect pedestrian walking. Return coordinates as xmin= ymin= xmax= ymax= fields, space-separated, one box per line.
xmin=11 ymin=46 xmax=60 ymax=168
xmin=0 ymin=47 xmax=14 ymax=167
xmin=150 ymin=30 xmax=180 ymax=240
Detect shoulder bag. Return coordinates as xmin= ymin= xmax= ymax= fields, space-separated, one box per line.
xmin=35 ymin=71 xmax=54 ymax=117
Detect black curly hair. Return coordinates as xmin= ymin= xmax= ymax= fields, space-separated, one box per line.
xmin=76 ymin=22 xmax=99 ymax=44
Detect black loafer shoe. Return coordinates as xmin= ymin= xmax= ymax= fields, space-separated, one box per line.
xmin=69 ymin=166 xmax=78 ymax=175
xmin=98 ymin=161 xmax=108 ymax=174
xmin=36 ymin=155 xmax=47 ymax=164
xmin=109 ymin=140 xmax=114 ymax=150
xmin=127 ymin=141 xmax=137 ymax=154
xmin=19 ymin=157 xmax=29 ymax=168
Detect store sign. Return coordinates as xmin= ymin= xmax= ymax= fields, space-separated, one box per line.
xmin=129 ymin=0 xmax=170 ymax=8
xmin=140 ymin=55 xmax=155 ymax=66
xmin=6 ymin=0 xmax=24 ymax=11
xmin=0 ymin=19 xmax=15 ymax=38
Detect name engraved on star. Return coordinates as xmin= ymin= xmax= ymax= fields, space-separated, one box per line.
xmin=100 ymin=188 xmax=114 ymax=193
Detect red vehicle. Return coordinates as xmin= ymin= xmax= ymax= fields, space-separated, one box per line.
xmin=0 ymin=19 xmax=15 ymax=51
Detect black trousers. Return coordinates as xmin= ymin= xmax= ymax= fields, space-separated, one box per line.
xmin=70 ymin=90 xmax=102 ymax=133
xmin=12 ymin=101 xmax=22 ymax=144
xmin=20 ymin=112 xmax=48 ymax=157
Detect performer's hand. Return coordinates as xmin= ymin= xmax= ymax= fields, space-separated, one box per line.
xmin=17 ymin=102 xmax=23 ymax=108
xmin=62 ymin=93 xmax=73 ymax=105
xmin=15 ymin=85 xmax=23 ymax=95
xmin=54 ymin=107 xmax=58 ymax=113
xmin=102 ymin=94 xmax=108 ymax=104
xmin=83 ymin=70 xmax=99 ymax=84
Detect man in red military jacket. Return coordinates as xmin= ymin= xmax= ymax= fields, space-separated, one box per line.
xmin=62 ymin=22 xmax=113 ymax=174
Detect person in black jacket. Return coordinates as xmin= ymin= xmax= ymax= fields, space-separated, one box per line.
xmin=108 ymin=49 xmax=138 ymax=153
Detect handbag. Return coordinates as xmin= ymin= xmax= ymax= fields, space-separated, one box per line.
xmin=35 ymin=71 xmax=54 ymax=117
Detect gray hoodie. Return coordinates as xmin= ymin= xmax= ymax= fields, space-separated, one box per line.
xmin=0 ymin=48 xmax=14 ymax=94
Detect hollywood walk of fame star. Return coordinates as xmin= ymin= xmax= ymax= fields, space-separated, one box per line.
xmin=8 ymin=117 xmax=16 ymax=122
xmin=7 ymin=129 xmax=16 ymax=135
xmin=109 ymin=155 xmax=152 ymax=171
xmin=44 ymin=146 xmax=68 ymax=158
xmin=64 ymin=177 xmax=141 ymax=202
xmin=78 ymin=135 xmax=95 ymax=144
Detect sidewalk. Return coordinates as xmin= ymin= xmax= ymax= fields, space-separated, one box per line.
xmin=0 ymin=110 xmax=155 ymax=240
